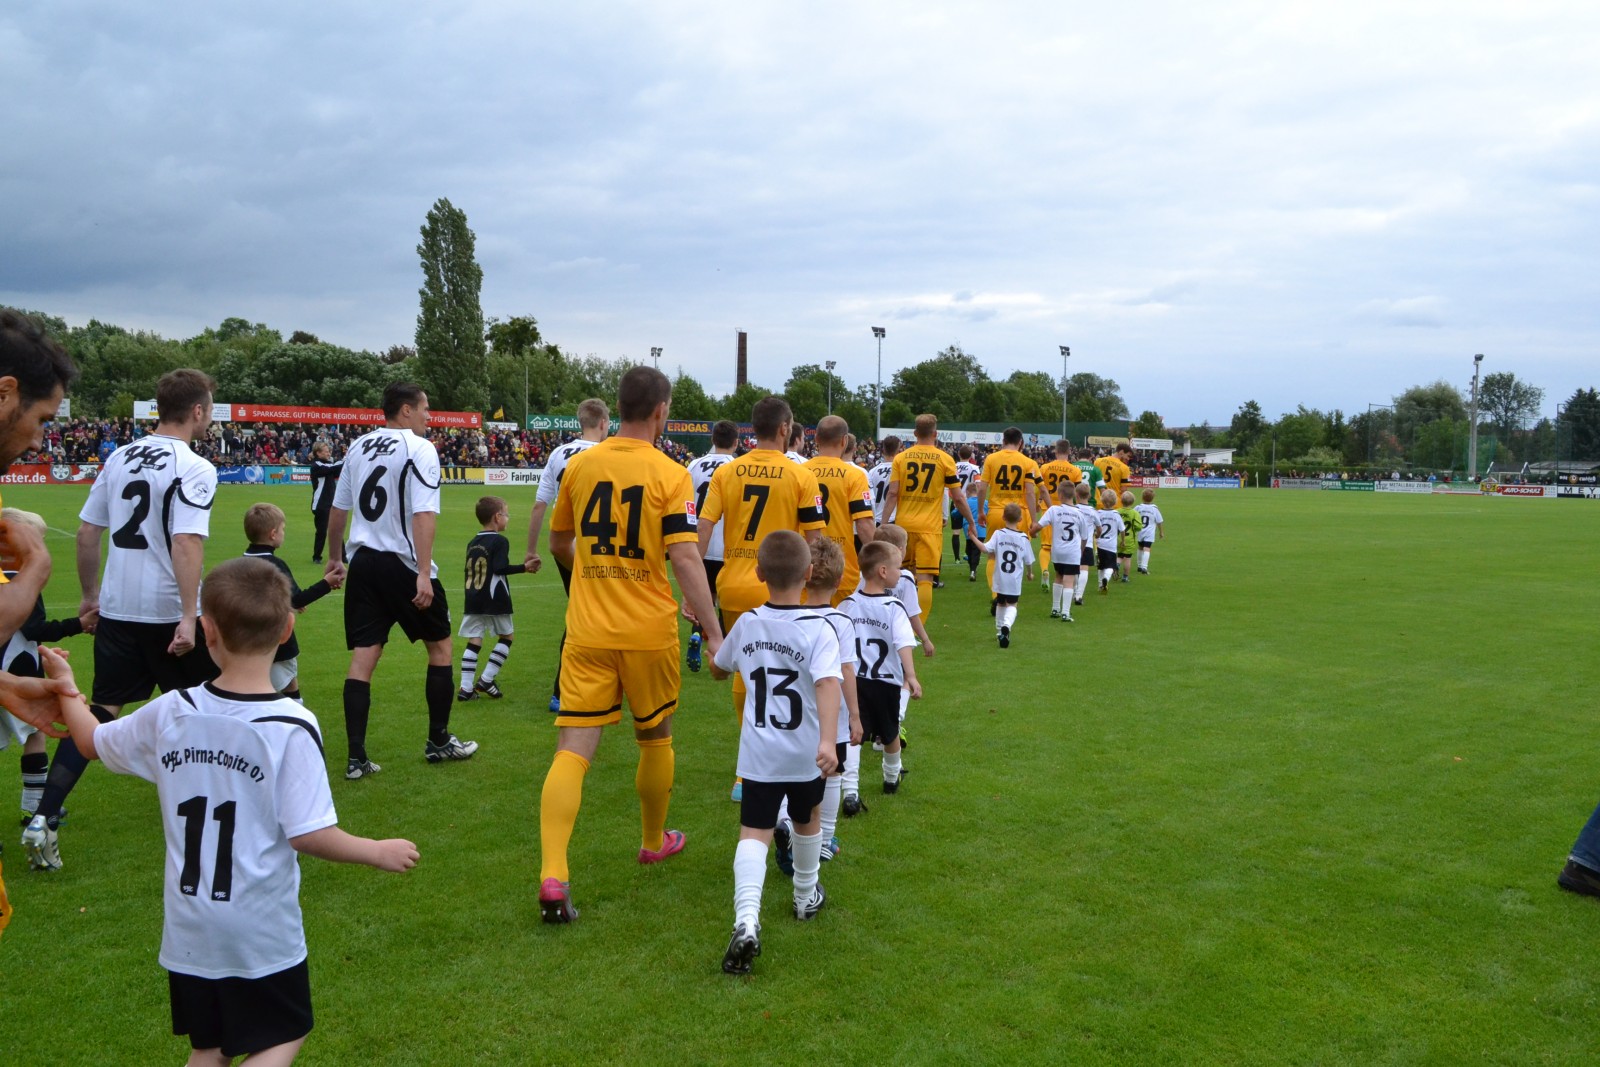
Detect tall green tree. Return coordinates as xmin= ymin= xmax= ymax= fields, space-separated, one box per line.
xmin=214 ymin=342 xmax=394 ymax=408
xmin=1478 ymin=371 xmax=1544 ymax=440
xmin=886 ymin=346 xmax=988 ymax=418
xmin=1393 ymin=380 xmax=1465 ymax=451
xmin=1002 ymin=371 xmax=1063 ymax=422
xmin=668 ymin=370 xmax=718 ymax=421
xmin=720 ymin=382 xmax=774 ymax=424
xmin=1229 ymin=400 xmax=1267 ymax=454
xmin=1063 ymin=372 xmax=1129 ymax=421
xmin=415 ymin=197 xmax=488 ymax=411
xmin=1558 ymin=387 xmax=1600 ymax=459
xmin=1130 ymin=410 xmax=1166 ymax=439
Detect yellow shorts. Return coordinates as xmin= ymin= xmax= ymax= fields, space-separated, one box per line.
xmin=903 ymin=528 xmax=943 ymax=574
xmin=986 ymin=506 xmax=1033 ymax=541
xmin=555 ymin=644 xmax=681 ymax=730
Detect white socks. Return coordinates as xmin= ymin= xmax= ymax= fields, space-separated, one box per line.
xmin=734 ymin=838 xmax=768 ymax=931
xmin=843 ymin=743 xmax=861 ymax=796
xmin=1074 ymin=571 xmax=1088 ymax=601
xmin=481 ymin=638 xmax=511 ymax=683
xmin=791 ymin=829 xmax=823 ymax=907
xmin=459 ymin=645 xmax=478 ymax=691
xmin=819 ymin=776 xmax=841 ymax=843
xmin=996 ymin=604 xmax=1017 ymax=630
xmin=898 ymin=686 xmax=910 ymax=723
xmin=1100 ymin=567 xmax=1114 ymax=584
xmin=1050 ymin=585 xmax=1062 ymax=612
xmin=1139 ymin=548 xmax=1150 ymax=569
xmin=883 ymin=749 xmax=903 ymax=783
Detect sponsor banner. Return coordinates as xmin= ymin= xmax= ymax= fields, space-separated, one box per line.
xmin=664 ymin=419 xmax=716 ymax=435
xmin=1130 ymin=437 xmax=1173 ymax=451
xmin=527 ymin=413 xmax=621 ymax=433
xmin=0 ymin=463 xmax=100 ymax=485
xmin=1086 ymin=435 xmax=1129 ymax=447
xmin=484 ymin=467 xmax=546 ymax=487
xmin=1375 ymin=481 xmax=1433 ymax=494
xmin=136 ymin=400 xmax=235 ymax=423
xmin=1558 ymin=473 xmax=1599 ymax=486
xmin=56 ymin=398 xmax=71 ymax=418
xmin=1558 ymin=485 xmax=1600 ymax=499
xmin=485 ymin=420 xmax=520 ymax=432
xmin=440 ymin=466 xmax=485 ymax=486
xmin=1321 ymin=480 xmax=1375 ymax=491
xmin=1273 ymin=478 xmax=1324 ymax=489
xmin=232 ymin=403 xmax=481 ymax=428
xmin=1496 ymin=484 xmax=1552 ymax=497
xmin=215 ymin=465 xmax=310 ymax=485
xmin=135 ymin=401 xmax=482 ymax=428
xmin=1158 ymin=476 xmax=1190 ymax=489
xmin=1191 ymin=477 xmax=1241 ymax=489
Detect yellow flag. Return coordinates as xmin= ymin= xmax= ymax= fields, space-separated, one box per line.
xmin=492 ymin=407 xmax=504 ymax=420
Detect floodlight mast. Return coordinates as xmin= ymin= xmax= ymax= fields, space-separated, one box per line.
xmin=872 ymin=327 xmax=886 ymax=441
xmin=650 ymin=346 xmax=662 ymax=369
xmin=1059 ymin=346 xmax=1070 ymax=440
xmin=1468 ymin=354 xmax=1484 ymax=480
xmin=824 ymin=360 xmax=837 ymax=414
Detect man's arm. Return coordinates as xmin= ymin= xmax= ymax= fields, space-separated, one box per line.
xmin=410 ymin=511 xmax=437 ymax=609
xmin=525 ymin=500 xmax=549 ymax=571
xmin=852 ymin=515 xmax=875 ymax=547
xmin=550 ymin=528 xmax=576 ymax=572
xmin=668 ymin=541 xmax=723 ymax=658
xmin=323 ymin=507 xmax=349 ymax=584
xmin=75 ymin=522 xmax=104 ymax=626
xmin=948 ymin=484 xmax=976 ymax=531
xmin=884 ymin=479 xmax=901 ymax=521
xmin=167 ymin=533 xmax=205 ymax=656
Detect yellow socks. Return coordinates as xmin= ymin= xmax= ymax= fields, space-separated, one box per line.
xmin=916 ymin=577 xmax=934 ymax=624
xmin=539 ymin=749 xmax=591 ymax=883
xmin=636 ymin=737 xmax=675 ymax=852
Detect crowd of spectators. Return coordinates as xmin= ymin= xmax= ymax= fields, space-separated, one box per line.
xmin=22 ymin=418 xmax=692 ymax=471
xmin=28 ymin=418 xmax=1248 ymax=480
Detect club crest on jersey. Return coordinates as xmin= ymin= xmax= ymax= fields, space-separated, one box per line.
xmin=359 ymin=435 xmax=401 ymax=458
xmin=122 ymin=445 xmax=169 ymax=473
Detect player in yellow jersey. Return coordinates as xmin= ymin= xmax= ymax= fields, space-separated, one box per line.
xmin=884 ymin=413 xmax=975 ymax=624
xmin=975 ymin=427 xmax=1042 ymax=589
xmin=699 ymin=396 xmax=825 ymax=798
xmin=1035 ymin=439 xmax=1084 ymax=587
xmin=1094 ymin=442 xmax=1134 ymax=503
xmin=537 ymin=366 xmax=723 ymax=924
xmin=804 ymin=415 xmax=876 ymax=605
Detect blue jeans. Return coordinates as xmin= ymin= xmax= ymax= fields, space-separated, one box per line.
xmin=1570 ymin=800 xmax=1600 ymax=870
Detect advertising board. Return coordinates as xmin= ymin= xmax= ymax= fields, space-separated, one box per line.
xmin=1496 ymin=484 xmax=1551 ymax=497
xmin=1374 ymin=481 xmax=1433 ymax=494
xmin=484 ymin=468 xmax=545 ymax=487
xmin=0 ymin=463 xmax=100 ymax=485
xmin=1321 ymin=480 xmax=1375 ymax=491
xmin=1191 ymin=477 xmax=1241 ymax=489
xmin=1273 ymin=478 xmax=1323 ymax=489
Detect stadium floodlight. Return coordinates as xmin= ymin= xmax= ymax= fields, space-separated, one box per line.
xmin=872 ymin=327 xmax=886 ymax=440
xmin=1468 ymin=354 xmax=1484 ymax=481
xmin=825 ymin=360 xmax=837 ymax=414
xmin=1059 ymin=346 xmax=1071 ymax=439
xmin=650 ymin=346 xmax=662 ymax=369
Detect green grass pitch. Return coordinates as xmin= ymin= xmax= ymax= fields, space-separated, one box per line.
xmin=1 ymin=485 xmax=1596 ymax=1064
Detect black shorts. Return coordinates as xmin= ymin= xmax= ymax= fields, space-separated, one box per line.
xmin=993 ymin=593 xmax=1019 ymax=606
xmin=92 ymin=617 xmax=219 ymax=707
xmin=1117 ymin=551 xmax=1133 ymax=560
xmin=856 ymin=677 xmax=902 ymax=746
xmin=1096 ymin=548 xmax=1117 ymax=570
xmin=169 ymin=958 xmax=313 ymax=1057
xmin=344 ymin=548 xmax=451 ymax=649
xmin=1080 ymin=546 xmax=1095 ymax=566
xmin=740 ymin=776 xmax=825 ymax=830
xmin=1052 ymin=562 xmax=1080 ymax=576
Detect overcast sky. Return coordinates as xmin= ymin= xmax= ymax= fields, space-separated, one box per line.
xmin=4 ymin=2 xmax=1598 ymax=424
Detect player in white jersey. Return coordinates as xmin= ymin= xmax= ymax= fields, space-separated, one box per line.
xmin=710 ymin=531 xmax=841 ymax=974
xmin=524 ymin=398 xmax=609 ymax=712
xmin=980 ymin=504 xmax=1032 ymax=647
xmin=867 ymin=435 xmax=900 ymax=525
xmin=952 ymin=445 xmax=982 ymax=564
xmin=44 ymin=558 xmax=418 ymax=1063
xmin=803 ymin=540 xmax=861 ymax=865
xmin=325 ymin=382 xmax=476 ymax=780
xmin=838 ymin=540 xmax=920 ymax=803
xmin=1135 ymin=488 xmax=1165 ymax=574
xmin=784 ymin=422 xmax=808 ymax=465
xmin=27 ymin=369 xmax=222 ymax=869
xmin=1093 ymin=488 xmax=1126 ymax=595
xmin=684 ymin=419 xmax=738 ymax=673
xmin=1030 ymin=484 xmax=1095 ymax=621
